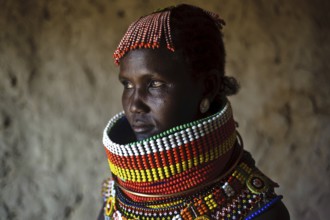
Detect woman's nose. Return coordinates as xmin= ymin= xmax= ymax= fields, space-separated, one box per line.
xmin=129 ymin=88 xmax=150 ymax=114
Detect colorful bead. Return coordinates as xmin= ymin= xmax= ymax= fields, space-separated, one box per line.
xmin=114 ymin=10 xmax=174 ymax=65
xmin=102 ymin=99 xmax=281 ymax=219
xmin=102 ymin=152 xmax=281 ymax=220
xmin=103 ymin=102 xmax=236 ymax=189
xmin=244 ymin=196 xmax=283 ymax=220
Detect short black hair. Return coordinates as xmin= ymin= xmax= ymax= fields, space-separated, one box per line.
xmin=169 ymin=4 xmax=239 ymax=97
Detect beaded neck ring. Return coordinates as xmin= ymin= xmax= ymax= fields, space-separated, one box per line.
xmin=103 ymin=101 xmax=238 ymax=202
xmin=113 ymin=4 xmax=225 ymax=65
xmin=101 ymin=150 xmax=281 ymax=220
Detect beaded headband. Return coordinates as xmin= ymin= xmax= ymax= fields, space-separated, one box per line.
xmin=113 ymin=10 xmax=173 ymax=65
xmin=113 ymin=4 xmax=225 ymax=65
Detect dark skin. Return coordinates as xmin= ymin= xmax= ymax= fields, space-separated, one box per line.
xmin=106 ymin=48 xmax=290 ymax=220
xmin=119 ymin=48 xmax=219 ymax=141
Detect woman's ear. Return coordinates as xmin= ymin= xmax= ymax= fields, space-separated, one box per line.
xmin=202 ymin=69 xmax=221 ymax=103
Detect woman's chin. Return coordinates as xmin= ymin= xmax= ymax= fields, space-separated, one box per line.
xmin=134 ymin=132 xmax=153 ymax=141
xmin=134 ymin=130 xmax=159 ymax=141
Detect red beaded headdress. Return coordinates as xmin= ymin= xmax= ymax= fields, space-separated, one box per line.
xmin=113 ymin=10 xmax=174 ymax=65
xmin=113 ymin=5 xmax=225 ymax=65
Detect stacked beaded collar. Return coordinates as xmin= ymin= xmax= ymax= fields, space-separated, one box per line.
xmin=101 ymin=151 xmax=281 ymax=220
xmin=103 ymin=101 xmax=237 ymax=200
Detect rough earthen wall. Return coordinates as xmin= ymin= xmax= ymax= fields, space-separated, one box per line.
xmin=0 ymin=0 xmax=329 ymax=219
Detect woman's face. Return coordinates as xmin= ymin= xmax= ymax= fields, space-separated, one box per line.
xmin=119 ymin=48 xmax=204 ymax=141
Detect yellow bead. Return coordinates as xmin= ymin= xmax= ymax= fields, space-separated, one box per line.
xmin=176 ymin=163 xmax=181 ymax=173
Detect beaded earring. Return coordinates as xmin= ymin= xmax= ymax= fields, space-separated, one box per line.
xmin=200 ymin=98 xmax=210 ymax=113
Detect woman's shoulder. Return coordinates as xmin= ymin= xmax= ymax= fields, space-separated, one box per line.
xmin=239 ymin=150 xmax=290 ymax=219
xmin=252 ymin=200 xmax=290 ymax=220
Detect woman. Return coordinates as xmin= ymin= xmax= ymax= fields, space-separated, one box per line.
xmin=100 ymin=4 xmax=290 ymax=220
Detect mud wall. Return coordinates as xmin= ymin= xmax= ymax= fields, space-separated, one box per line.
xmin=1 ymin=0 xmax=329 ymax=219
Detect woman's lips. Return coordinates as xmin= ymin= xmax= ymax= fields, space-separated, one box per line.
xmin=131 ymin=124 xmax=154 ymax=134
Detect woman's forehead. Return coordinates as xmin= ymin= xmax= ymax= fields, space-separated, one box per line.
xmin=119 ymin=49 xmax=192 ymax=80
xmin=120 ymin=49 xmax=185 ymax=70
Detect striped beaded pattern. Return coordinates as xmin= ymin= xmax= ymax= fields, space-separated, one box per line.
xmin=103 ymin=102 xmax=236 ymax=188
xmin=113 ymin=10 xmax=174 ymax=65
xmin=102 ymin=154 xmax=281 ymax=220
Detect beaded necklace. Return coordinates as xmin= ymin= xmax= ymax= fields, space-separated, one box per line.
xmin=102 ymin=101 xmax=282 ymax=219
xmin=103 ymin=102 xmax=236 ymax=198
xmin=101 ymin=151 xmax=281 ymax=220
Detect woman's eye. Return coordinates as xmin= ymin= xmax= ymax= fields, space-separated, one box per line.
xmin=122 ymin=81 xmax=133 ymax=89
xmin=150 ymin=80 xmax=164 ymax=88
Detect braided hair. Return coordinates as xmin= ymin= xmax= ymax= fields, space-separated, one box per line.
xmin=114 ymin=4 xmax=239 ymax=100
